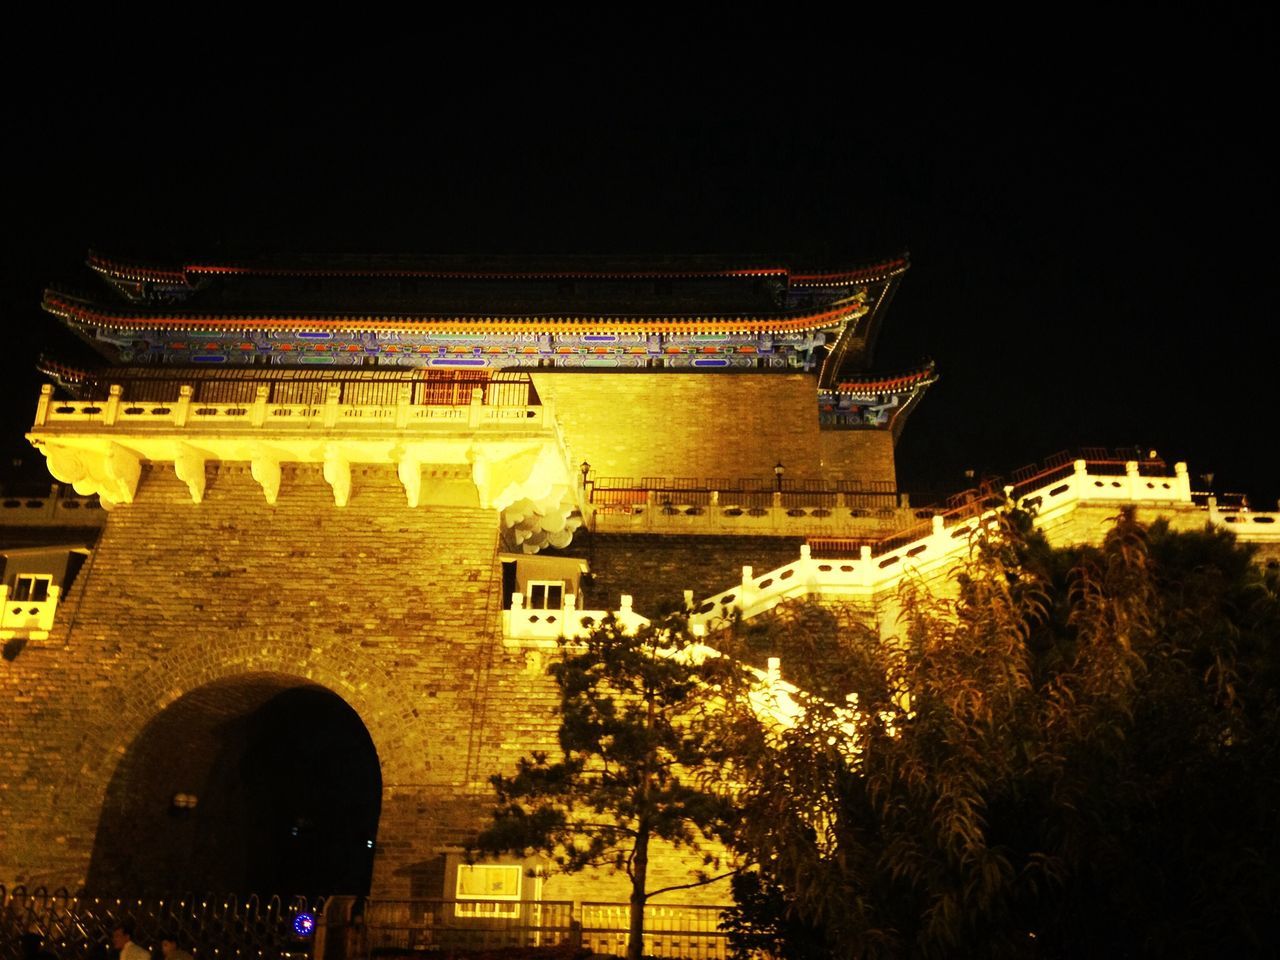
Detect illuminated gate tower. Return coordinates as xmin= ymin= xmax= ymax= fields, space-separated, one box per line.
xmin=2 ymin=252 xmax=934 ymax=899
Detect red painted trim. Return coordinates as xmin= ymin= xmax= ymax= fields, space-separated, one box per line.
xmin=833 ymin=365 xmax=938 ymax=393
xmin=43 ymin=291 xmax=866 ymax=337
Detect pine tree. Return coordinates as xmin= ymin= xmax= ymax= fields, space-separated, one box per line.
xmin=473 ymin=613 xmax=740 ymax=960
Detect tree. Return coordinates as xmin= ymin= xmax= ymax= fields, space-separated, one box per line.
xmin=472 ymin=613 xmax=741 ymax=960
xmin=715 ymin=510 xmax=1280 ymax=959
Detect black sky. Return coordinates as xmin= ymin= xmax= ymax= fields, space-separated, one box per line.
xmin=4 ymin=24 xmax=1275 ymax=505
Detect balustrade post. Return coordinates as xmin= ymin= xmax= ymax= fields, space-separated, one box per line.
xmin=1125 ymin=460 xmax=1140 ymax=499
xmin=931 ymin=514 xmax=944 ymax=537
xmin=740 ymin=565 xmax=754 ymax=611
xmin=1174 ymin=461 xmax=1191 ymax=501
xmin=562 ymin=593 xmax=577 ymax=639
xmin=323 ymin=385 xmax=341 ymax=428
xmin=176 ymin=385 xmax=192 ymax=426
xmin=104 ymin=385 xmax=122 ymax=426
xmin=1073 ymin=459 xmax=1088 ymax=497
xmin=38 ymin=586 xmax=61 ymax=630
xmin=468 ymin=387 xmax=483 ymax=428
xmin=35 ymin=384 xmax=52 ymax=427
xmin=395 ymin=383 xmax=412 ymax=428
xmin=251 ymin=385 xmax=269 ymax=426
xmin=859 ymin=545 xmax=873 ymax=587
xmin=799 ymin=543 xmax=817 ymax=588
xmin=507 ymin=592 xmax=524 ymax=639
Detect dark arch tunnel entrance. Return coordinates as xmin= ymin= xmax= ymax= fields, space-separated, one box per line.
xmin=88 ymin=676 xmax=382 ymax=896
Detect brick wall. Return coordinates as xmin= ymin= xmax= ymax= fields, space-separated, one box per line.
xmin=818 ymin=429 xmax=898 ymax=487
xmin=0 ymin=462 xmax=738 ymax=904
xmin=0 ymin=463 xmax=553 ymax=897
xmin=584 ymin=533 xmax=807 ymax=616
xmin=532 ymin=372 xmax=899 ymax=487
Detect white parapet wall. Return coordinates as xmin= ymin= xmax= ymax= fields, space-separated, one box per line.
xmin=27 ymin=383 xmax=596 ymax=554
xmin=503 ymin=458 xmax=1277 ymax=644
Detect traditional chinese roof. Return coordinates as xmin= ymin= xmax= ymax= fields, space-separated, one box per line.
xmin=818 ymin=362 xmax=938 ymax=439
xmin=87 ymin=251 xmax=908 ymax=290
xmin=44 ymin=251 xmax=914 ymax=389
xmin=831 ymin=363 xmax=939 ymax=397
xmin=43 ymin=288 xmax=873 ymax=337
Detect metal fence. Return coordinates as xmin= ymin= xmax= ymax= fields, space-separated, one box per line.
xmin=0 ymin=886 xmax=322 ymax=960
xmin=3 ymin=888 xmax=731 ymax=960
xmin=332 ymin=898 xmax=729 ymax=959
xmin=333 ymin=898 xmax=575 ymax=956
xmin=581 ymin=902 xmax=729 ymax=960
xmin=591 ymin=476 xmax=900 ymax=514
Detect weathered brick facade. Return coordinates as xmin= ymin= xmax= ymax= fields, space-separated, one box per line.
xmin=0 ymin=457 xmax=766 ymax=903
xmin=533 ymin=373 xmax=896 ymax=487
xmin=0 ymin=463 xmax=553 ymax=896
xmin=586 ymin=534 xmax=806 ymax=614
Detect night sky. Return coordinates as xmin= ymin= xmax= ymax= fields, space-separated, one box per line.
xmin=4 ymin=25 xmax=1275 ymax=506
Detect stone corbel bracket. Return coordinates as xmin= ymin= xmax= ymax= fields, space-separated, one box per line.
xmin=471 ymin=442 xmax=582 ymax=553
xmin=398 ymin=454 xmax=423 ymax=507
xmin=323 ymin=446 xmax=352 ymax=507
xmin=40 ymin=441 xmax=141 ymax=508
xmin=250 ymin=453 xmax=283 ymax=505
xmin=470 ymin=442 xmax=565 ymax=513
xmin=173 ymin=444 xmax=208 ymax=503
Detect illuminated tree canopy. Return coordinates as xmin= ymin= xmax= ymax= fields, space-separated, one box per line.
xmin=715 ymin=512 xmax=1280 ymax=959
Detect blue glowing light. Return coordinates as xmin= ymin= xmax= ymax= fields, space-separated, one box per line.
xmin=293 ymin=913 xmax=316 ymax=938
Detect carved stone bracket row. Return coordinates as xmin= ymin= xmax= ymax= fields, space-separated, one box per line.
xmin=30 ymin=414 xmax=583 ymax=552
xmin=32 ymin=442 xmax=573 ymax=519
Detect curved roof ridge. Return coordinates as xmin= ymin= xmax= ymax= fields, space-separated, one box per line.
xmin=43 ymin=287 xmax=869 ymax=336
xmin=86 ymin=250 xmax=909 ymax=285
xmin=831 ymin=361 xmax=939 ymax=393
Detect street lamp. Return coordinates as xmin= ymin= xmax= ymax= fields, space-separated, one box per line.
xmin=774 ymin=461 xmax=785 ymax=492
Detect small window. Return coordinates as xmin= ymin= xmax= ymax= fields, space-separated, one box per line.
xmin=12 ymin=574 xmax=52 ymax=603
xmin=455 ymin=863 xmax=521 ymax=917
xmin=526 ymin=581 xmax=564 ymax=610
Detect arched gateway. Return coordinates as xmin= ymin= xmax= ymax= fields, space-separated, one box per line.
xmin=88 ymin=675 xmax=381 ymax=895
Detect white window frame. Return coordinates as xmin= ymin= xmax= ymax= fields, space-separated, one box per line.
xmin=12 ymin=574 xmax=53 ymax=603
xmin=525 ymin=580 xmax=565 ymax=611
xmin=454 ymin=863 xmax=522 ymax=918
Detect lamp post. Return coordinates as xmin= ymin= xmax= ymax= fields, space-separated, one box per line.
xmin=580 ymin=460 xmax=591 ymax=500
xmin=774 ymin=461 xmax=785 ymax=493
